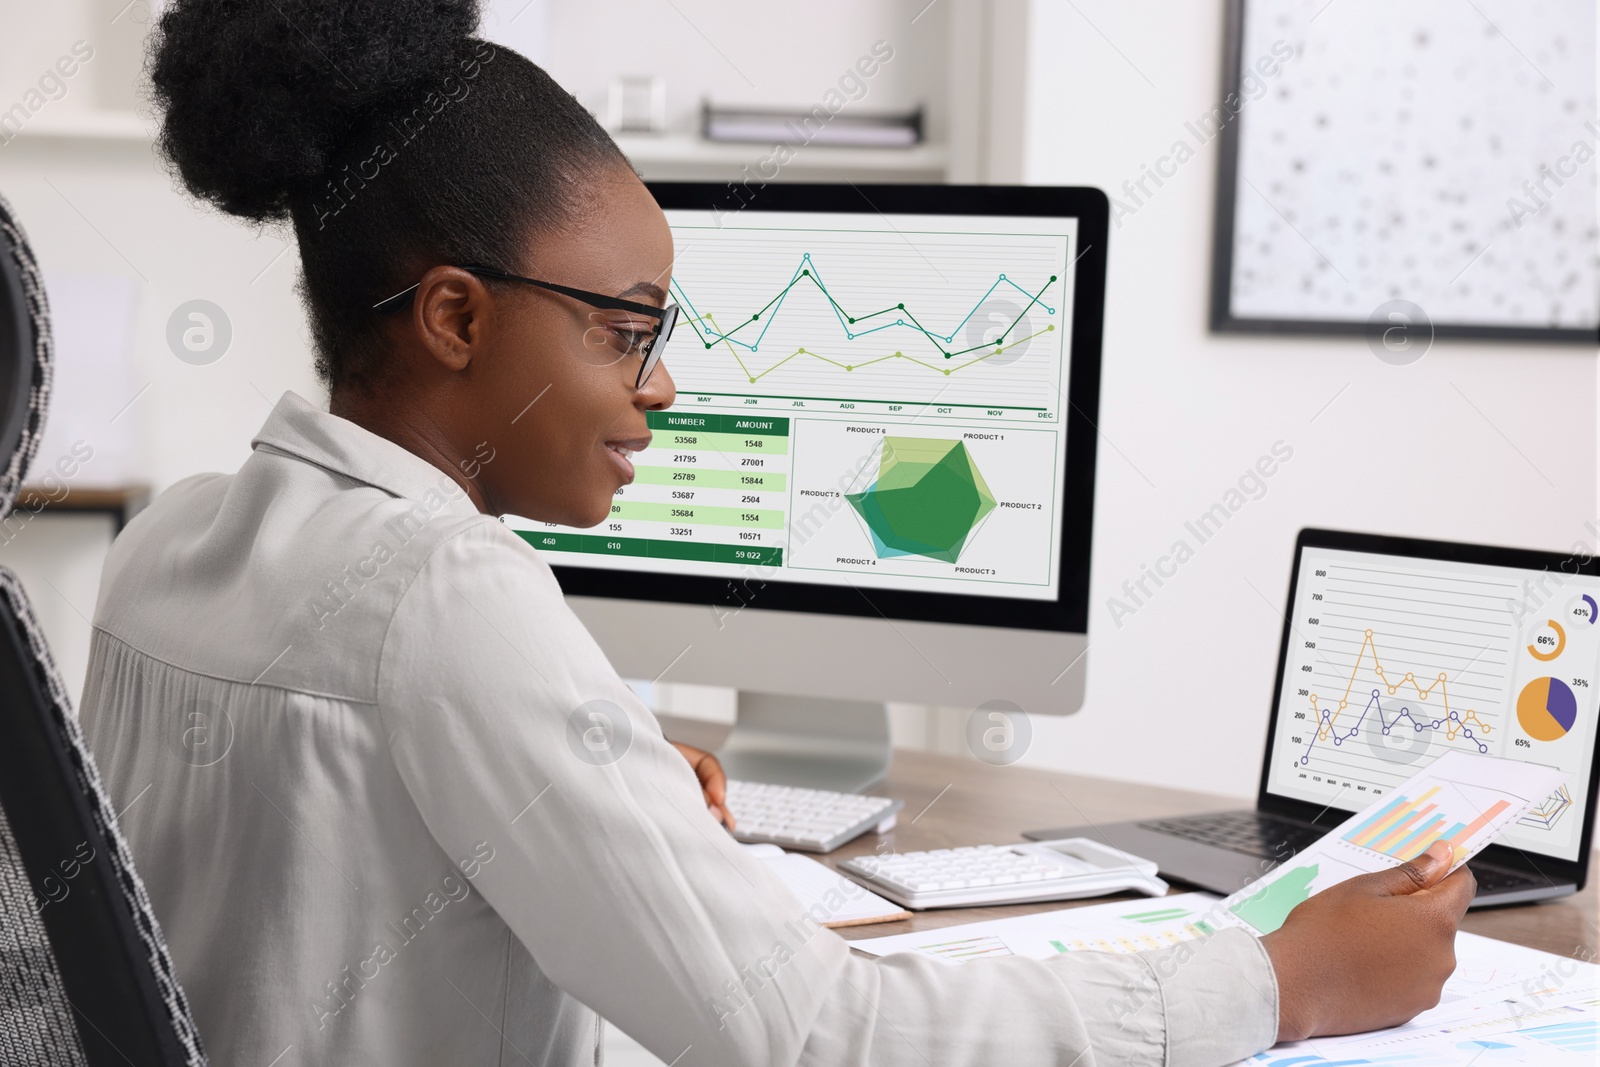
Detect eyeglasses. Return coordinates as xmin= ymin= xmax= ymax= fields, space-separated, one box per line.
xmin=371 ymin=263 xmax=678 ymax=389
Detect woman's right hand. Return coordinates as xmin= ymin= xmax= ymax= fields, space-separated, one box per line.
xmin=1261 ymin=839 xmax=1477 ymax=1041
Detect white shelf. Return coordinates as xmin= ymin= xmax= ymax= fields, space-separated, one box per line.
xmin=7 ymin=109 xmax=154 ymax=142
xmin=4 ymin=111 xmax=948 ymax=180
xmin=612 ymin=133 xmax=947 ymax=181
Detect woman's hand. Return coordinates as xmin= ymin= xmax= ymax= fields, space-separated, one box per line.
xmin=1262 ymin=840 xmax=1476 ymax=1040
xmin=669 ymin=741 xmax=735 ymax=830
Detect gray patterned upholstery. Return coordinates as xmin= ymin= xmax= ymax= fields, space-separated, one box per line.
xmin=0 ymin=191 xmax=49 ymax=517
xmin=0 ymin=794 xmax=86 ymax=1064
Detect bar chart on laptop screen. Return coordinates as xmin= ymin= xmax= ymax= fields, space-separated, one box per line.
xmin=1265 ymin=547 xmax=1600 ymax=861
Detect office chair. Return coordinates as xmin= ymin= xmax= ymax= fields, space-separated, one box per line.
xmin=0 ymin=192 xmax=207 ymax=1065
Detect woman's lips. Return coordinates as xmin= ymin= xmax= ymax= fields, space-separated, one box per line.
xmin=603 ymin=435 xmax=650 ymax=483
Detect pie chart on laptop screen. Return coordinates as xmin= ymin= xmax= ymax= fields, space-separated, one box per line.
xmin=1516 ymin=677 xmax=1578 ymax=742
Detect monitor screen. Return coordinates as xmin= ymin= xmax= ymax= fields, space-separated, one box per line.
xmin=506 ymin=197 xmax=1093 ymax=614
xmin=1265 ymin=543 xmax=1600 ymax=863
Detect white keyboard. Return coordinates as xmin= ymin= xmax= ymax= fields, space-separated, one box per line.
xmin=840 ymin=838 xmax=1167 ymax=909
xmin=726 ymin=780 xmax=904 ymax=854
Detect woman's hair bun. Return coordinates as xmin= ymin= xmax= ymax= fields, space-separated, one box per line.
xmin=149 ymin=0 xmax=484 ymax=222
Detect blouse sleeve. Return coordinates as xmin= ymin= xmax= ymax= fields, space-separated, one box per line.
xmin=376 ymin=522 xmax=1279 ymax=1067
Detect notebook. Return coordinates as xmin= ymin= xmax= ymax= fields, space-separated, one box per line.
xmin=742 ymin=843 xmax=910 ymax=928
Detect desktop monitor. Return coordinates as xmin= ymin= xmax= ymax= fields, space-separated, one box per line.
xmin=505 ymin=184 xmax=1108 ymax=789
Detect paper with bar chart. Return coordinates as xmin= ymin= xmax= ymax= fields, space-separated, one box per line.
xmin=1223 ymin=752 xmax=1567 ymax=935
xmin=856 ymin=891 xmax=1600 ymax=1065
xmin=850 ymin=891 xmax=1225 ymax=964
xmin=504 ymin=209 xmax=1077 ymax=600
xmin=1243 ymin=930 xmax=1600 ymax=1066
xmin=852 ymin=887 xmax=1600 ymax=1065
xmin=1266 ymin=546 xmax=1600 ymax=862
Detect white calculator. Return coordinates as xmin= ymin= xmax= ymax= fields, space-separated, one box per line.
xmin=839 ymin=837 xmax=1168 ymax=910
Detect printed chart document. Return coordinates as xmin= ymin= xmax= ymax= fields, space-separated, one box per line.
xmin=1220 ymin=751 xmax=1569 ymax=935
xmin=849 ymin=891 xmax=1223 ymax=962
xmin=850 ymin=893 xmax=1600 ymax=1066
xmin=1238 ymin=931 xmax=1600 ymax=1065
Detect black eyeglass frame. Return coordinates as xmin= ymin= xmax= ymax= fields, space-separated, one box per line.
xmin=371 ymin=263 xmax=678 ymax=388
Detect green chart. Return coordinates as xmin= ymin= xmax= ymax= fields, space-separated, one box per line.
xmin=845 ymin=437 xmax=997 ymax=564
xmin=674 ymin=259 xmax=1058 ymax=382
xmin=1228 ymin=864 xmax=1319 ymax=934
xmin=660 ymin=223 xmax=1075 ymax=412
xmin=1121 ymin=905 xmax=1196 ymax=924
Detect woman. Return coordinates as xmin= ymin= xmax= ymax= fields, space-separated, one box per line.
xmin=80 ymin=2 xmax=1474 ymax=1064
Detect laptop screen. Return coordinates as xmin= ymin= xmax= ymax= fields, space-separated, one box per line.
xmin=1264 ymin=541 xmax=1600 ymax=863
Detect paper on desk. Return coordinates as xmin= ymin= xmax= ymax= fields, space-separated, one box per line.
xmin=1234 ymin=930 xmax=1600 ymax=1065
xmin=741 ymin=843 xmax=910 ymax=928
xmin=849 ymin=886 xmax=1600 ymax=1065
xmin=1217 ymin=751 xmax=1569 ymax=935
xmin=848 ymin=890 xmax=1226 ymax=963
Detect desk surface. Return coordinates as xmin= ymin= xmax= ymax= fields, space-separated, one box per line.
xmin=659 ymin=716 xmax=1599 ymax=960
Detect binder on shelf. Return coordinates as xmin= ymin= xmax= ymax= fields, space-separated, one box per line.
xmin=701 ymin=102 xmax=922 ymax=148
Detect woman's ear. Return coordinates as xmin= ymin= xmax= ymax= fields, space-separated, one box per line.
xmin=410 ymin=266 xmax=493 ymax=372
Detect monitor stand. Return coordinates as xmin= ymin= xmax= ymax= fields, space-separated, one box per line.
xmin=715 ymin=691 xmax=891 ymax=794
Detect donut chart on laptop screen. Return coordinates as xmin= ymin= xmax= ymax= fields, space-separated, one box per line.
xmin=1267 ymin=544 xmax=1600 ymax=863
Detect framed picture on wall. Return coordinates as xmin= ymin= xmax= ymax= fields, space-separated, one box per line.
xmin=1210 ymin=0 xmax=1599 ymax=343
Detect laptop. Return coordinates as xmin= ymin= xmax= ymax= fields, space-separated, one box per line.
xmin=1025 ymin=528 xmax=1600 ymax=906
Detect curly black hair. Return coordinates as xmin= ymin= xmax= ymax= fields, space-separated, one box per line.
xmin=149 ymin=0 xmax=628 ymax=392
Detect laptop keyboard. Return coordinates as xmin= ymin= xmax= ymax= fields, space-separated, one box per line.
xmin=1138 ymin=810 xmax=1548 ymax=895
xmin=1464 ymin=861 xmax=1548 ymax=894
xmin=1138 ymin=811 xmax=1324 ymax=861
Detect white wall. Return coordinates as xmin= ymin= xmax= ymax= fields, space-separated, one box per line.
xmin=0 ymin=134 xmax=322 ymax=694
xmin=1007 ymin=0 xmax=1599 ymax=796
xmin=0 ymin=0 xmax=324 ymax=694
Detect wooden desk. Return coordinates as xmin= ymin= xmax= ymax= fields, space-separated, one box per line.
xmin=660 ymin=716 xmax=1599 ymax=960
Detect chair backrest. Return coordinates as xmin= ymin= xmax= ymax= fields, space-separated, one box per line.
xmin=0 ymin=192 xmax=207 ymax=1066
